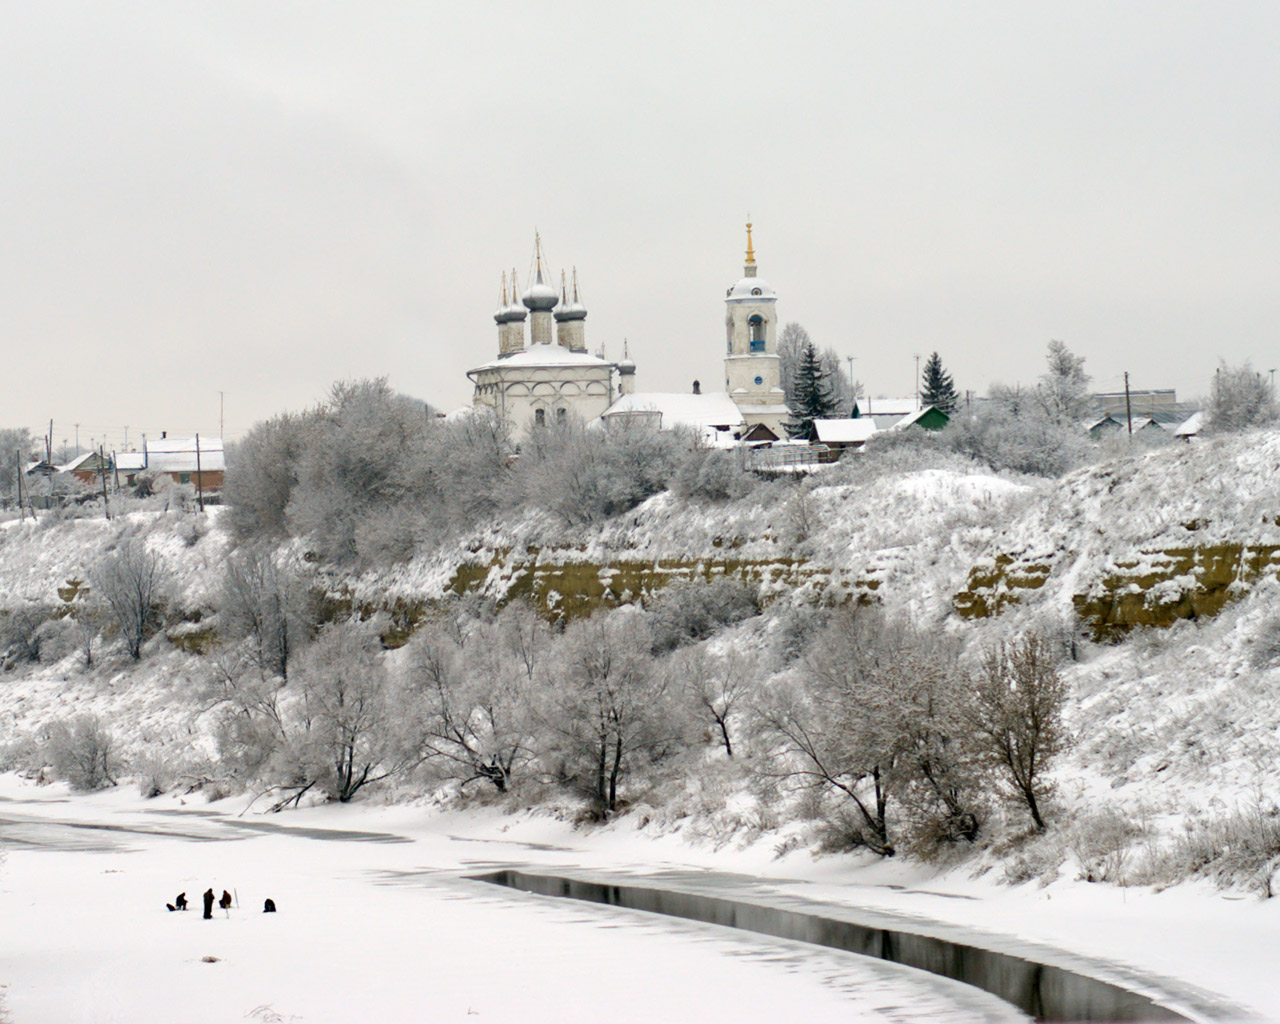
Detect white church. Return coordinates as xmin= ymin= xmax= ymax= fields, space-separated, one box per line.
xmin=468 ymin=224 xmax=788 ymax=443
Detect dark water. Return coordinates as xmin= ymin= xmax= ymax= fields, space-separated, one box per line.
xmin=475 ymin=870 xmax=1192 ymax=1023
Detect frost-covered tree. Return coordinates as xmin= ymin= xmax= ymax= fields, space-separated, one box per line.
xmin=218 ymin=545 xmax=314 ymax=680
xmin=778 ymin=323 xmax=860 ymax=417
xmin=785 ymin=341 xmax=839 ymax=441
xmin=919 ymin=352 xmax=958 ymax=414
xmin=758 ymin=609 xmax=980 ymax=856
xmin=1035 ymin=340 xmax=1092 ymax=425
xmin=286 ymin=379 xmax=435 ymax=565
xmin=47 ymin=714 xmax=119 ymax=791
xmin=538 ymin=611 xmax=687 ymax=816
xmin=91 ymin=538 xmax=166 ymax=660
xmin=284 ymin=621 xmax=416 ymax=803
xmin=404 ymin=612 xmax=540 ymax=793
xmin=0 ymin=427 xmax=34 ymax=501
xmin=1204 ymin=360 xmax=1278 ymax=434
xmin=967 ymin=633 xmax=1069 ymax=831
xmin=223 ymin=410 xmax=316 ymax=542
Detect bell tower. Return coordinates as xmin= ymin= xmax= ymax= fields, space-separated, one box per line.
xmin=724 ymin=221 xmax=787 ymax=437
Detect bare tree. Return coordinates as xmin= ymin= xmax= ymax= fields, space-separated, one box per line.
xmin=670 ymin=647 xmax=752 ymax=758
xmin=967 ymin=633 xmax=1070 ymax=830
xmin=90 ymin=538 xmax=166 ymax=660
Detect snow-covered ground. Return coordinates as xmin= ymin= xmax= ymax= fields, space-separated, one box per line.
xmin=1 ymin=774 xmax=1274 ymax=1024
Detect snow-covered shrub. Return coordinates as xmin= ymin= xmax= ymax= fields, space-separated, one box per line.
xmin=46 ymin=714 xmax=119 ymax=791
xmin=1066 ymin=807 xmax=1151 ymax=884
xmin=0 ymin=603 xmax=58 ymax=667
xmin=1134 ymin=809 xmax=1280 ymax=896
xmin=942 ymin=406 xmax=1089 ymax=478
xmin=671 ymin=447 xmax=756 ymax=503
xmin=516 ymin=417 xmax=683 ymax=527
xmin=1248 ymin=611 xmax=1280 ymax=669
xmin=646 ymin=576 xmax=760 ymax=654
xmin=223 ymin=409 xmax=318 ymax=542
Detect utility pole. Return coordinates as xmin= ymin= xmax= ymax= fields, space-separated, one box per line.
xmin=914 ymin=354 xmax=921 ymax=409
xmin=1124 ymin=371 xmax=1133 ymax=436
xmin=74 ymin=424 xmax=80 ymax=455
xmin=15 ymin=448 xmax=28 ymax=520
xmin=195 ymin=433 xmax=205 ymax=513
xmin=218 ymin=392 xmax=224 ymax=439
xmin=846 ymin=355 xmax=858 ymax=416
xmin=98 ymin=445 xmax=110 ymax=520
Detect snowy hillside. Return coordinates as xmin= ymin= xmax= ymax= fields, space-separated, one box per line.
xmin=2 ymin=430 xmax=1279 ymax=897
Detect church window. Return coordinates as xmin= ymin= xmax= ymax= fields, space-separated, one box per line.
xmin=754 ymin=376 xmax=764 ymax=386
xmin=556 ymin=407 xmax=567 ymax=422
xmin=534 ymin=408 xmax=546 ymax=426
xmin=749 ymin=315 xmax=765 ymax=352
xmin=751 ymin=287 xmax=762 ymax=296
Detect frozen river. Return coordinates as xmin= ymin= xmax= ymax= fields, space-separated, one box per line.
xmin=0 ymin=780 xmax=1250 ymax=1023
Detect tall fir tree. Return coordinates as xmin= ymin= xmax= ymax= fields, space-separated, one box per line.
xmin=919 ymin=351 xmax=959 ymax=414
xmin=785 ymin=341 xmax=838 ymax=440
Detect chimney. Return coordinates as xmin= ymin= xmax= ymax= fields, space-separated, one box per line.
xmin=161 ymin=431 xmax=167 ymax=439
xmin=692 ymin=380 xmax=701 ymax=395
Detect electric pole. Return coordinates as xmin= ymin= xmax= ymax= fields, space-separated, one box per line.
xmin=914 ymin=354 xmax=921 ymax=408
xmin=1124 ymin=371 xmax=1133 ymax=436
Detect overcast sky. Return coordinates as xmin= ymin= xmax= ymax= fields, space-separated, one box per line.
xmin=4 ymin=1 xmax=1278 ymax=451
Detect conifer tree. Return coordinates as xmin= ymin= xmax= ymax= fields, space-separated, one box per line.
xmin=919 ymin=352 xmax=958 ymax=414
xmin=786 ymin=341 xmax=837 ymax=441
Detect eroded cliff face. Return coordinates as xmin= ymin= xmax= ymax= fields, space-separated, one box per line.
xmin=955 ymin=543 xmax=1280 ymax=640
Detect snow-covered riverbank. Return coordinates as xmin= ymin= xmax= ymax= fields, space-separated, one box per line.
xmin=1 ymin=775 xmax=1275 ymax=1023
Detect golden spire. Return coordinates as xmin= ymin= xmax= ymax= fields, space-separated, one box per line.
xmin=745 ymin=218 xmax=755 ymax=266
xmin=534 ymin=230 xmax=545 ymax=283
xmin=510 ymin=268 xmax=518 ymax=302
xmin=560 ymin=268 xmax=568 ymax=303
xmin=572 ymin=266 xmax=581 ymax=303
xmin=499 ymin=270 xmax=507 ymax=306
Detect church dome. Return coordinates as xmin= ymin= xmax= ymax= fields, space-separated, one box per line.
xmin=617 ymin=357 xmax=636 ymax=374
xmin=725 ymin=277 xmax=776 ymax=301
xmin=522 ymin=274 xmax=559 ymax=312
xmin=555 ymin=298 xmax=587 ymax=322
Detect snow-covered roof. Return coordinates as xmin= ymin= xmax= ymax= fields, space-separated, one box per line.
xmin=725 ymin=277 xmax=776 ymax=301
xmin=892 ymin=405 xmax=945 ymax=429
xmin=814 ymin=418 xmax=879 ymax=444
xmin=857 ymin=397 xmax=920 ymax=416
xmin=1175 ymin=411 xmax=1205 ymax=437
xmin=469 ymin=345 xmax=614 ymax=373
xmin=58 ymin=452 xmax=97 ymax=473
xmin=602 ymin=392 xmax=745 ymax=432
xmin=114 ymin=437 xmax=226 ymax=474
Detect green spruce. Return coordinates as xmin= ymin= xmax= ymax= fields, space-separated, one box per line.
xmin=786 ymin=341 xmax=838 ymax=441
xmin=920 ymin=351 xmax=959 ymax=414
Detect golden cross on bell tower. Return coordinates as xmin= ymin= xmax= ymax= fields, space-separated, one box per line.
xmin=744 ymin=218 xmax=755 ymax=266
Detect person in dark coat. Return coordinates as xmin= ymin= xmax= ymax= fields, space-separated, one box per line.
xmin=263 ymin=898 xmax=276 ymax=913
xmin=175 ymin=892 xmax=188 ymax=911
xmin=219 ymin=890 xmax=232 ymax=910
xmin=202 ymin=888 xmax=215 ymax=919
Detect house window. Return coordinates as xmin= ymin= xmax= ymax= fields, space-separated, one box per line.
xmin=749 ymin=315 xmax=765 ymax=352
xmin=126 ymin=475 xmax=135 ymax=486
xmin=534 ymin=408 xmax=546 ymax=426
xmin=179 ymin=473 xmax=191 ymax=484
